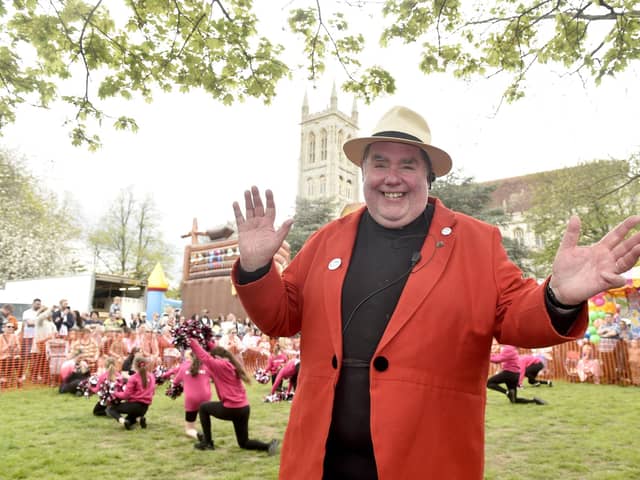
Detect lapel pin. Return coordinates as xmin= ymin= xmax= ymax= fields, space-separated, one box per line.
xmin=441 ymin=227 xmax=452 ymax=236
xmin=328 ymin=258 xmax=342 ymax=270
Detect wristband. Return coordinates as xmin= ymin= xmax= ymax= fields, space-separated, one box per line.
xmin=546 ymin=283 xmax=581 ymax=309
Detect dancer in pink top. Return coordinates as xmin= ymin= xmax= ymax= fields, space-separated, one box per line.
xmin=189 ymin=339 xmax=279 ymax=455
xmin=107 ymin=355 xmax=156 ymax=429
xmin=170 ymin=349 xmax=215 ymax=439
xmin=270 ymin=358 xmax=300 ymax=397
xmin=518 ymin=354 xmax=553 ymax=387
xmin=266 ymin=343 xmax=288 ymax=386
xmin=91 ymin=357 xmax=123 ymax=416
xmin=487 ymin=345 xmax=546 ymax=405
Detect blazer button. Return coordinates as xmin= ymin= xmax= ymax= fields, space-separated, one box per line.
xmin=373 ymin=356 xmax=389 ymax=372
xmin=331 ymin=355 xmax=338 ymax=369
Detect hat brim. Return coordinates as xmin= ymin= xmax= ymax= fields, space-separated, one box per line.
xmin=343 ymin=136 xmax=452 ymax=177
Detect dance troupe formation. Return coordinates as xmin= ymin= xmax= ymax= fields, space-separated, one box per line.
xmin=58 ymin=319 xmax=284 ymax=455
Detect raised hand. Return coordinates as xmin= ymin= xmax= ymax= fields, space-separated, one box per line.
xmin=232 ymin=186 xmax=293 ymax=272
xmin=550 ymin=215 xmax=640 ymax=305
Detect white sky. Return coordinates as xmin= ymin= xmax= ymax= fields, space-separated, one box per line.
xmin=3 ymin=2 xmax=639 ymax=281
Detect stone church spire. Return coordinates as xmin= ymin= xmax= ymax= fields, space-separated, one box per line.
xmin=351 ymin=96 xmax=358 ymax=124
xmin=330 ymin=81 xmax=338 ymax=110
xmin=302 ymin=90 xmax=309 ymax=118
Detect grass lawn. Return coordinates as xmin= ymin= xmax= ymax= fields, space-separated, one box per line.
xmin=1 ymin=380 xmax=639 ymax=479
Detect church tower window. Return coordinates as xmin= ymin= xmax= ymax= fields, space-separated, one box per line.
xmin=308 ymin=133 xmax=316 ymax=163
xmin=320 ymin=129 xmax=328 ymax=161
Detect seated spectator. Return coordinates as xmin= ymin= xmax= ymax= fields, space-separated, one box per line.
xmin=71 ymin=328 xmax=101 ymax=370
xmin=85 ymin=311 xmax=102 ymax=326
xmin=0 ymin=322 xmax=22 ymax=387
xmin=103 ymin=314 xmax=122 ymax=331
xmin=242 ymin=327 xmax=261 ymax=351
xmin=74 ymin=310 xmax=85 ymax=329
xmin=137 ymin=325 xmax=160 ymax=368
xmin=618 ymin=319 xmax=634 ymax=341
xmin=219 ymin=330 xmax=243 ymax=356
xmin=598 ymin=313 xmax=620 ymax=339
xmin=257 ymin=334 xmax=273 ymax=356
xmin=46 ymin=333 xmax=69 ymax=386
xmin=577 ymin=342 xmax=601 ymax=384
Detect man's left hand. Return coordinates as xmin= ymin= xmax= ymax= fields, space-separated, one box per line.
xmin=550 ymin=215 xmax=640 ymax=305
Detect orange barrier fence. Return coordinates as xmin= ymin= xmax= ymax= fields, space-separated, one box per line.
xmin=4 ymin=335 xmax=639 ymax=392
xmin=487 ymin=338 xmax=640 ymax=386
xmin=0 ymin=331 xmax=273 ymax=392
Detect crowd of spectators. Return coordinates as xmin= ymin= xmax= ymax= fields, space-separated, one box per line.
xmin=0 ymin=296 xmax=300 ymax=391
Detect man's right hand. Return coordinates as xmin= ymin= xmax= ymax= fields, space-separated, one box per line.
xmin=232 ymin=186 xmax=293 ymax=272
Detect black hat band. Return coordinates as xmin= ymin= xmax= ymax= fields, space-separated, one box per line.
xmin=373 ymin=131 xmax=423 ymax=143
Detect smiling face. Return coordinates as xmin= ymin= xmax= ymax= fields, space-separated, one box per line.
xmin=362 ymin=142 xmax=430 ymax=228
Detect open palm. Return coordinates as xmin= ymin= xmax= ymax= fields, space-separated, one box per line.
xmin=232 ymin=186 xmax=293 ymax=272
xmin=551 ymin=215 xmax=640 ymax=305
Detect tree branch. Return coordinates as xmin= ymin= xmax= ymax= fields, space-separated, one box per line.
xmin=78 ymin=0 xmax=104 ymax=106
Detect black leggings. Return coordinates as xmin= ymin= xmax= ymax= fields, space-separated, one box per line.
xmin=185 ymin=410 xmax=198 ymax=422
xmin=524 ymin=363 xmax=548 ymax=384
xmin=59 ymin=372 xmax=90 ymax=394
xmin=290 ymin=362 xmax=300 ymax=391
xmin=110 ymin=401 xmax=149 ymax=424
xmin=198 ymin=401 xmax=269 ymax=450
xmin=487 ymin=370 xmax=536 ymax=404
xmin=93 ymin=402 xmax=107 ymax=416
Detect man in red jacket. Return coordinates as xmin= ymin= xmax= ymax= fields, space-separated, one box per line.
xmin=230 ymin=106 xmax=640 ymax=479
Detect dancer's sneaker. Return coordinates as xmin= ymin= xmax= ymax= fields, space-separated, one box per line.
xmin=268 ymin=439 xmax=280 ymax=456
xmin=194 ymin=440 xmax=214 ymax=450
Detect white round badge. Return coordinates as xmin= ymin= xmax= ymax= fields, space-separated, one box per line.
xmin=441 ymin=227 xmax=452 ymax=236
xmin=328 ymin=258 xmax=342 ymax=270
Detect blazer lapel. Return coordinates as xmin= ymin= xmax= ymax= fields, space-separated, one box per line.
xmin=377 ymin=198 xmax=458 ymax=352
xmin=322 ymin=208 xmax=364 ymax=360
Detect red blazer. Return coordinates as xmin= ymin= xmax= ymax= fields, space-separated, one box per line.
xmin=232 ymin=197 xmax=587 ymax=480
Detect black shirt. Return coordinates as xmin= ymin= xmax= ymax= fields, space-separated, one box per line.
xmin=323 ymin=207 xmax=432 ymax=480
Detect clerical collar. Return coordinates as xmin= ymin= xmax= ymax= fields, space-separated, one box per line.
xmin=363 ymin=203 xmax=434 ymax=236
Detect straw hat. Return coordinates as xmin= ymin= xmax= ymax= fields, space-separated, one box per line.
xmin=343 ymin=106 xmax=452 ymax=177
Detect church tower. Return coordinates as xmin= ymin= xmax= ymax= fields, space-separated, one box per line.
xmin=297 ymin=84 xmax=361 ymax=213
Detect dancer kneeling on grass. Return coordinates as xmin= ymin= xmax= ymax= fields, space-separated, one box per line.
xmin=487 ymin=344 xmax=546 ymax=405
xmin=189 ymin=338 xmax=279 ymax=455
xmin=91 ymin=357 xmax=122 ymax=416
xmin=107 ymin=355 xmax=156 ymax=430
xmin=269 ymin=358 xmax=300 ymax=400
xmin=169 ymin=348 xmax=216 ymax=440
xmin=518 ymin=353 xmax=553 ymax=388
